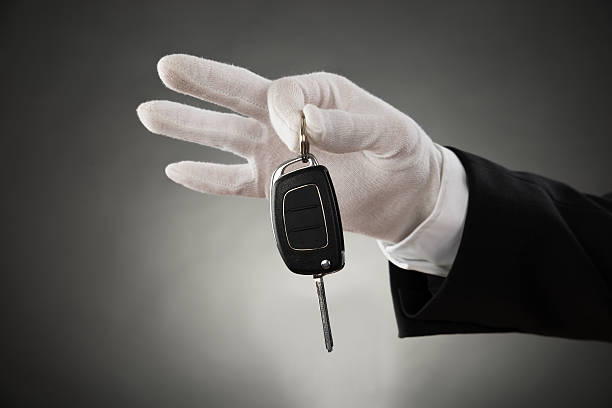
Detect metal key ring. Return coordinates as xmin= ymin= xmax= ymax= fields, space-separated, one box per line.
xmin=300 ymin=111 xmax=309 ymax=163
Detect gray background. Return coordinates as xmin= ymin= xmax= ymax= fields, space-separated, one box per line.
xmin=3 ymin=1 xmax=612 ymax=407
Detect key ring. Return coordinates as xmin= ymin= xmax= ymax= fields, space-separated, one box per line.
xmin=300 ymin=111 xmax=309 ymax=163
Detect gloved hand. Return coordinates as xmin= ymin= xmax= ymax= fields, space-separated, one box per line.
xmin=137 ymin=54 xmax=443 ymax=243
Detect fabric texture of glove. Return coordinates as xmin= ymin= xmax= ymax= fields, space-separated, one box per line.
xmin=137 ymin=54 xmax=444 ymax=243
xmin=378 ymin=147 xmax=468 ymax=277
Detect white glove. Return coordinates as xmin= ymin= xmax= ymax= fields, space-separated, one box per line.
xmin=137 ymin=54 xmax=443 ymax=243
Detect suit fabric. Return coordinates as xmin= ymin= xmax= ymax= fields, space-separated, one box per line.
xmin=390 ymin=148 xmax=612 ymax=342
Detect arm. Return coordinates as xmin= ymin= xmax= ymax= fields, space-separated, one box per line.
xmin=390 ymin=148 xmax=612 ymax=342
xmin=137 ymin=55 xmax=612 ymax=343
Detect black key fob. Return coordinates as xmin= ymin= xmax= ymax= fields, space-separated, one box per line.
xmin=270 ymin=154 xmax=345 ymax=275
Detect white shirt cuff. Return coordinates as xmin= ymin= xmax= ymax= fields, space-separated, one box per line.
xmin=377 ymin=146 xmax=468 ymax=277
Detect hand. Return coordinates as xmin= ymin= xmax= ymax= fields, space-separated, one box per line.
xmin=137 ymin=54 xmax=443 ymax=243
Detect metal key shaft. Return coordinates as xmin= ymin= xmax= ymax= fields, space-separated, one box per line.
xmin=315 ymin=275 xmax=333 ymax=352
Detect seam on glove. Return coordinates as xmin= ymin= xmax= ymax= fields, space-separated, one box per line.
xmin=202 ymin=83 xmax=268 ymax=114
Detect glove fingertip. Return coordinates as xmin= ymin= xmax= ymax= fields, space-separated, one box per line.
xmin=267 ymin=78 xmax=304 ymax=153
xmin=157 ymin=54 xmax=193 ymax=90
xmin=136 ymin=101 xmax=160 ymax=131
xmin=138 ymin=100 xmax=183 ymax=136
xmin=302 ymin=104 xmax=325 ymax=140
xmin=268 ymin=105 xmax=301 ymax=153
xmin=164 ymin=162 xmax=184 ymax=182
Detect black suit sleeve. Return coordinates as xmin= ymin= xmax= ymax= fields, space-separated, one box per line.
xmin=390 ymin=147 xmax=612 ymax=342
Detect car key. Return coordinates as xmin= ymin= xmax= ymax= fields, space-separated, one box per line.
xmin=270 ymin=114 xmax=345 ymax=352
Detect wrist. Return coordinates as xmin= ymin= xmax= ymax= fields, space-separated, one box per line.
xmin=387 ymin=142 xmax=444 ymax=243
xmin=378 ymin=145 xmax=468 ymax=276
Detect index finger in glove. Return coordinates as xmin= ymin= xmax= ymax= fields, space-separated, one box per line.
xmin=301 ymin=104 xmax=411 ymax=155
xmin=267 ymin=72 xmax=402 ymax=153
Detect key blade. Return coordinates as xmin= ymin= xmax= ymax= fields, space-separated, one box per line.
xmin=315 ymin=276 xmax=333 ymax=352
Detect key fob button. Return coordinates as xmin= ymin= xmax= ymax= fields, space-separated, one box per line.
xmin=283 ymin=184 xmax=328 ymax=250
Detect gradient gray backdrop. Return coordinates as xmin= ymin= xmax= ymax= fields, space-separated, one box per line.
xmin=3 ymin=1 xmax=612 ymax=407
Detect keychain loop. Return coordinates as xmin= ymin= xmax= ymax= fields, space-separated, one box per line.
xmin=300 ymin=111 xmax=309 ymax=163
